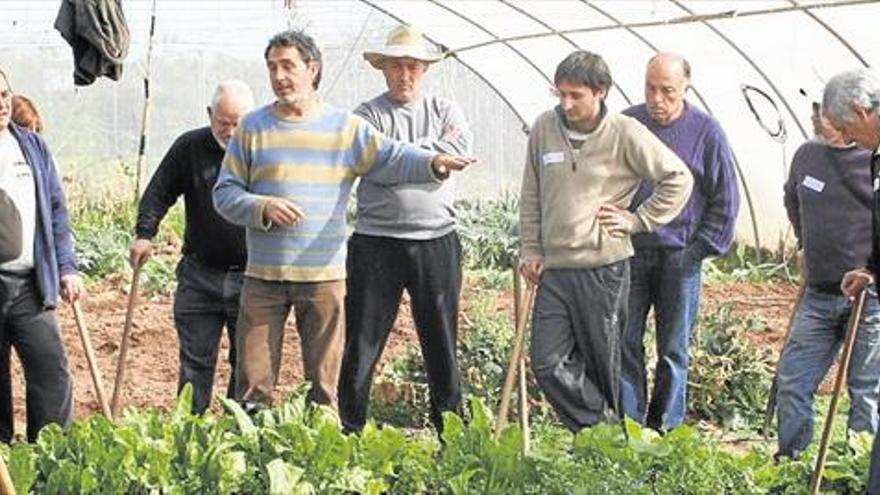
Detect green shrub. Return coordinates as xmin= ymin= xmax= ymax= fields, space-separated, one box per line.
xmin=688 ymin=303 xmax=775 ymax=430
xmin=456 ymin=194 xmax=520 ymax=270
xmin=3 ymin=386 xmax=871 ymax=494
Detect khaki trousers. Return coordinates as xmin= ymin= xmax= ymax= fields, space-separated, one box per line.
xmin=235 ymin=276 xmax=345 ymax=410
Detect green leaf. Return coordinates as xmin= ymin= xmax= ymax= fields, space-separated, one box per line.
xmin=221 ymin=398 xmax=258 ymax=440
xmin=266 ymin=458 xmax=304 ymax=495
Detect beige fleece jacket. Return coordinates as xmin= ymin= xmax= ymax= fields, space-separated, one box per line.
xmin=519 ymin=108 xmax=693 ymax=269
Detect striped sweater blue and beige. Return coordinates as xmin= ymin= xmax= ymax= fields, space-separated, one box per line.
xmin=213 ymin=102 xmax=437 ymax=282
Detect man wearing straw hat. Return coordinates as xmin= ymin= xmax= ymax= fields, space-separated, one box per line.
xmin=214 ymin=29 xmax=473 ymax=414
xmin=338 ymin=25 xmax=472 ymax=434
xmin=822 ymin=68 xmax=880 ymax=494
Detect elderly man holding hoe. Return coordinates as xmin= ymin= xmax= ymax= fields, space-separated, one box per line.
xmin=821 ymin=68 xmax=880 ymax=495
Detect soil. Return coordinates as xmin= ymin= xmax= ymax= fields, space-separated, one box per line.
xmin=8 ymin=275 xmax=802 ymax=436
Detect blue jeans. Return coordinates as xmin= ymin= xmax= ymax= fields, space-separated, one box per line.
xmin=776 ymin=287 xmax=880 ymax=457
xmin=620 ymin=244 xmax=703 ymax=430
xmin=173 ymin=256 xmax=242 ymax=414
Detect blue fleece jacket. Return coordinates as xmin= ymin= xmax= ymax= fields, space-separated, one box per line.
xmin=7 ymin=123 xmax=78 ymax=309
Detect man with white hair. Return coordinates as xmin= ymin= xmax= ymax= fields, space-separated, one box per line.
xmin=338 ymin=25 xmax=472 ymax=434
xmin=130 ymin=80 xmax=255 ymax=414
xmin=823 ymin=67 xmax=880 ymax=494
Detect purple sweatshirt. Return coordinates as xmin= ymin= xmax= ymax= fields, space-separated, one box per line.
xmin=623 ymin=103 xmax=740 ymax=256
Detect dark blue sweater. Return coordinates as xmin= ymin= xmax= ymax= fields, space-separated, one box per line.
xmin=623 ymin=103 xmax=740 ymax=256
xmin=8 ymin=123 xmax=78 ymax=309
xmin=784 ymin=141 xmax=872 ymax=286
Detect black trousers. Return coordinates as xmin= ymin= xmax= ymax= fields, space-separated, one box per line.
xmin=0 ymin=272 xmax=73 ymax=442
xmin=173 ymin=255 xmax=242 ymax=414
xmin=339 ymin=232 xmax=462 ymax=433
xmin=529 ymin=261 xmax=630 ymax=432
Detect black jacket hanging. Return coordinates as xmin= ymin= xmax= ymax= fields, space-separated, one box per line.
xmin=54 ymin=0 xmax=131 ymax=86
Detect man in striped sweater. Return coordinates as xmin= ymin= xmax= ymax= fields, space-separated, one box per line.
xmin=213 ymin=30 xmax=473 ymax=413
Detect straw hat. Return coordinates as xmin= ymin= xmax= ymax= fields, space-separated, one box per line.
xmin=363 ymin=25 xmax=445 ymax=70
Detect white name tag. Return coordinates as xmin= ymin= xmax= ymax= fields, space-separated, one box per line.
xmin=542 ymin=151 xmax=564 ymax=166
xmin=802 ymin=175 xmax=825 ymax=193
xmin=875 ymin=177 xmax=879 ymax=192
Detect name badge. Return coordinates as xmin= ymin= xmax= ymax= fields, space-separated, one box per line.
xmin=875 ymin=177 xmax=879 ymax=192
xmin=802 ymin=175 xmax=825 ymax=193
xmin=542 ymin=151 xmax=564 ymax=166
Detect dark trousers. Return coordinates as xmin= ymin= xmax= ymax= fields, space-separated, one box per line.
xmin=530 ymin=261 xmax=630 ymax=432
xmin=870 ymin=430 xmax=880 ymax=494
xmin=339 ymin=232 xmax=463 ymax=433
xmin=173 ymin=256 xmax=242 ymax=414
xmin=0 ymin=272 xmax=73 ymax=442
xmin=621 ymin=245 xmax=703 ymax=430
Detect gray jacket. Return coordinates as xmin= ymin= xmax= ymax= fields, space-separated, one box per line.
xmin=54 ymin=0 xmax=130 ymax=86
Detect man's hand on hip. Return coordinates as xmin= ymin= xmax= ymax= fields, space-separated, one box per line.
xmin=597 ymin=205 xmax=637 ymax=238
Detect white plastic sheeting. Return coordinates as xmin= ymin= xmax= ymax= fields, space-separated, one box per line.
xmin=359 ymin=0 xmax=879 ymax=249
xmin=0 ymin=0 xmax=877 ymax=248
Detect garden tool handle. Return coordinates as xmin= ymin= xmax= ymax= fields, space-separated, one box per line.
xmin=495 ymin=275 xmax=536 ymax=439
xmin=762 ymin=280 xmax=807 ymax=438
xmin=810 ymin=288 xmax=867 ymax=494
xmin=0 ymin=453 xmax=14 ymax=495
xmin=111 ymin=264 xmax=142 ymax=418
xmin=72 ymin=301 xmax=113 ymax=419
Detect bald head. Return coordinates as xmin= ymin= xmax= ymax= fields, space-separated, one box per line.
xmin=208 ymin=80 xmax=255 ymax=148
xmin=644 ymin=52 xmax=690 ymax=125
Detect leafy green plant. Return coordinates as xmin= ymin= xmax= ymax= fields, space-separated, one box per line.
xmin=2 ymin=385 xmax=872 ymax=494
xmin=688 ymin=303 xmax=775 ymax=430
xmin=68 ymin=193 xmax=182 ymax=296
xmin=705 ymin=243 xmax=799 ymax=283
xmin=456 ymin=194 xmax=520 ymax=270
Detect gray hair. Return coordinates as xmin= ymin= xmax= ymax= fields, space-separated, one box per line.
xmin=822 ymin=68 xmax=880 ymax=124
xmin=211 ymin=80 xmax=255 ymax=111
xmin=265 ymin=29 xmax=323 ymax=89
xmin=554 ymin=50 xmax=612 ymax=92
xmin=647 ymin=52 xmax=691 ymax=80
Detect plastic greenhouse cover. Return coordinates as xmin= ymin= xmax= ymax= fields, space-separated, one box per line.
xmin=0 ymin=0 xmax=877 ymax=247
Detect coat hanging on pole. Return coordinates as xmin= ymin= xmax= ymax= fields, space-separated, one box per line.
xmin=54 ymin=0 xmax=131 ymax=86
